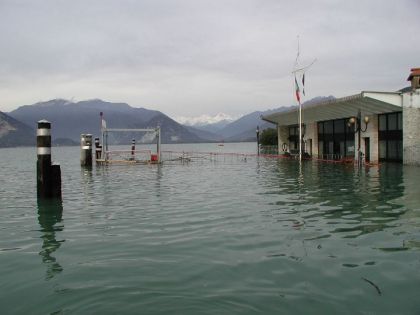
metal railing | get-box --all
[259,145,279,155]
[317,154,355,162]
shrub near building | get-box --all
[259,128,278,146]
[259,128,278,154]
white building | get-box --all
[262,68,420,165]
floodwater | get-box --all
[1,143,419,314]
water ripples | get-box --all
[1,145,420,314]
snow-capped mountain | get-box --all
[174,113,238,127]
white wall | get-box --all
[402,88,420,165]
[355,114,379,164]
[304,122,317,157]
[277,125,288,153]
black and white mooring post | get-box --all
[37,120,62,199]
[131,139,136,161]
[80,134,93,166]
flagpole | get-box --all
[292,59,317,75]
[292,36,316,164]
[299,98,302,162]
[294,75,303,162]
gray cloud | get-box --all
[1,0,419,116]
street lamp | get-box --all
[256,126,260,155]
[347,109,369,165]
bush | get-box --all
[259,128,278,146]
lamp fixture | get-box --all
[348,110,369,133]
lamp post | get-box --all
[256,126,260,155]
[348,110,369,165]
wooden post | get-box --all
[37,120,61,199]
[94,137,102,161]
[80,134,93,166]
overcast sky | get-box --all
[1,0,419,118]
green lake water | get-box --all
[1,143,420,314]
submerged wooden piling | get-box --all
[37,120,62,199]
[80,134,93,166]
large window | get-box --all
[378,112,402,162]
[288,125,305,153]
[318,118,354,160]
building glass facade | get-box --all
[378,112,403,162]
[317,118,355,160]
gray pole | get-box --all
[157,127,161,163]
[100,112,106,162]
[105,131,108,161]
[357,110,362,167]
[299,100,302,162]
[256,126,260,155]
[37,120,61,199]
[80,134,93,166]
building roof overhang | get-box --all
[262,91,403,126]
[407,68,420,80]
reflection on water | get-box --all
[37,199,64,280]
[81,166,93,183]
[260,160,408,240]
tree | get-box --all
[259,128,278,146]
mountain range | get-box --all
[8,99,203,145]
[0,111,35,147]
[183,96,335,141]
[1,96,335,147]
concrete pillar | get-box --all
[80,134,93,166]
[403,89,420,165]
[37,120,61,199]
[312,123,319,157]
[351,112,379,164]
[277,125,289,154]
[358,114,379,164]
[303,122,317,157]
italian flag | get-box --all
[295,76,301,103]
